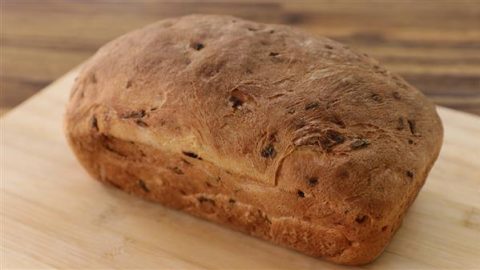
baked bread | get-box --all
[65,15,443,265]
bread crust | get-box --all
[65,15,443,265]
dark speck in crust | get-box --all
[393,91,401,100]
[229,95,244,109]
[305,102,319,110]
[198,196,215,205]
[350,139,369,150]
[135,119,149,127]
[320,130,345,151]
[182,151,202,160]
[191,42,204,51]
[307,177,318,186]
[397,117,405,130]
[371,93,383,102]
[90,73,97,83]
[355,215,368,224]
[91,115,98,131]
[408,120,417,135]
[326,130,345,144]
[137,179,150,192]
[261,144,276,158]
[122,110,146,119]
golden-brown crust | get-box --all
[65,15,443,265]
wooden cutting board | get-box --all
[2,70,480,269]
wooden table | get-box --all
[3,0,480,116]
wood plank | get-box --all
[2,69,480,268]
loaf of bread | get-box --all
[65,15,443,265]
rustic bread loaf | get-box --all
[65,15,443,265]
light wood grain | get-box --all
[1,69,480,269]
[2,0,480,115]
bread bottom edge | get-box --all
[67,132,392,265]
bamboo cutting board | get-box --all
[2,70,480,269]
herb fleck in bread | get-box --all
[65,15,443,265]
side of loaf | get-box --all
[65,15,443,265]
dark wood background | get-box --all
[2,0,480,116]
